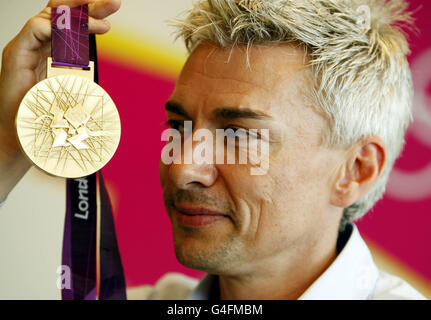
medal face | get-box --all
[16,75,121,178]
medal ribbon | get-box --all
[63,175,97,300]
[51,5,89,68]
[53,4,126,300]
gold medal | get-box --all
[15,58,121,178]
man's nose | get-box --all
[169,162,218,189]
[168,136,218,190]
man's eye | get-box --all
[224,126,248,138]
[224,126,260,140]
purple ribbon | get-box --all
[62,172,127,300]
[62,175,98,300]
[51,5,89,68]
[56,5,127,300]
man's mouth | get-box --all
[174,204,230,228]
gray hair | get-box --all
[172,0,414,230]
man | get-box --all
[0,0,426,300]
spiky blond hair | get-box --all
[172,0,414,229]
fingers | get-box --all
[89,16,111,34]
[89,0,121,19]
[47,0,121,19]
[15,4,112,53]
[43,6,111,34]
[47,0,97,7]
[47,0,120,32]
[21,14,52,50]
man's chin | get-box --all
[172,234,242,273]
[175,251,218,273]
[173,238,223,272]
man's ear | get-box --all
[330,136,386,208]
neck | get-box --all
[218,224,340,300]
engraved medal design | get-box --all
[15,5,121,178]
[16,74,121,178]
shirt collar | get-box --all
[188,223,379,300]
[298,223,379,299]
[188,273,216,300]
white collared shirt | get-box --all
[127,223,426,300]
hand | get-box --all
[0,0,121,157]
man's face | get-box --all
[159,42,344,275]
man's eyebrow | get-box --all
[212,107,272,120]
[165,101,190,118]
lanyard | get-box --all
[63,171,126,300]
[54,4,126,300]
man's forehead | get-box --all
[179,42,310,90]
[170,42,313,121]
